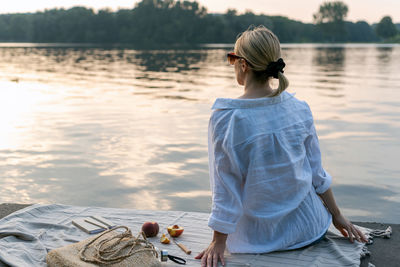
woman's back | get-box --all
[196,26,366,266]
[208,91,332,253]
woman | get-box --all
[195,26,367,267]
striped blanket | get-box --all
[0,204,385,266]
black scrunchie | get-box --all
[265,58,285,79]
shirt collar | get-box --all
[211,91,295,110]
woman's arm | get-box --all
[318,188,368,243]
[196,112,244,266]
[212,230,228,244]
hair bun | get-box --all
[265,58,285,79]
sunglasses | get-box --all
[226,52,246,65]
[227,52,251,66]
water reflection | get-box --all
[133,50,206,72]
[308,47,347,100]
[313,47,346,71]
[0,44,399,223]
[145,142,210,211]
[376,47,393,63]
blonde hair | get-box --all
[234,25,289,96]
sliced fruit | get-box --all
[167,224,184,237]
[160,233,170,244]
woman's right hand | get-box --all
[332,213,368,243]
[318,188,368,243]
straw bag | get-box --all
[46,226,161,267]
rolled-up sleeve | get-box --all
[207,113,244,234]
[305,123,332,194]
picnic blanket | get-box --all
[0,204,384,267]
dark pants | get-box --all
[286,231,328,251]
[303,230,328,248]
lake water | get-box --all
[0,43,399,223]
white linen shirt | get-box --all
[207,91,332,253]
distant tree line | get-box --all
[0,0,398,46]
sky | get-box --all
[0,0,398,24]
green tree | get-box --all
[7,14,31,41]
[346,21,378,42]
[375,16,398,40]
[89,8,118,43]
[313,1,349,42]
[313,1,348,23]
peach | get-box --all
[167,224,184,237]
[141,221,159,237]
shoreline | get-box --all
[0,42,399,49]
[0,203,398,266]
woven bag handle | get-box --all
[79,226,158,264]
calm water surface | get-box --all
[0,43,399,223]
